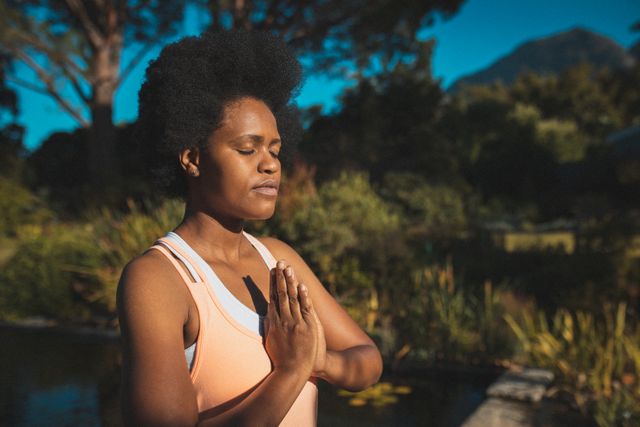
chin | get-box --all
[245,207,276,221]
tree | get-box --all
[0,0,186,186]
[199,0,466,72]
[300,43,461,183]
[0,50,24,179]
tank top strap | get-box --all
[242,231,277,269]
[147,244,200,286]
[156,237,209,285]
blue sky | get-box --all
[9,0,640,150]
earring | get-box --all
[189,167,199,177]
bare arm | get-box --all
[118,253,199,426]
[261,238,384,391]
[118,253,320,427]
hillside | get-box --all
[449,27,636,91]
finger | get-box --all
[267,286,277,321]
[285,266,302,322]
[276,260,292,321]
[298,283,315,325]
[269,267,278,313]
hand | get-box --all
[266,261,327,377]
[264,260,318,378]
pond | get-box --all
[0,326,498,426]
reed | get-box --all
[505,302,640,426]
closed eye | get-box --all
[237,149,255,155]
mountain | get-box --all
[449,28,636,92]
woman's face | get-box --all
[190,97,282,221]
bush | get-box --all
[87,198,184,317]
[272,171,402,296]
[0,225,101,321]
[0,177,52,238]
[0,198,185,324]
[398,263,514,363]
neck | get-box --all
[174,203,247,264]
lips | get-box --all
[252,179,279,196]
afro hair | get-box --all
[136,30,303,198]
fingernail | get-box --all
[277,260,285,269]
[299,283,307,292]
[285,267,292,277]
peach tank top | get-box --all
[147,231,318,426]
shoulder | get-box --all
[117,248,189,324]
[256,236,318,281]
[118,249,174,298]
[256,236,309,270]
[256,236,298,259]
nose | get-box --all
[257,148,279,175]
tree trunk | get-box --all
[89,38,120,188]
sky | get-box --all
[8,0,640,151]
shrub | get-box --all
[0,225,101,321]
[0,177,52,238]
[0,198,184,324]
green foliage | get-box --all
[593,388,640,427]
[0,225,100,321]
[0,176,52,238]
[82,198,185,317]
[27,124,158,214]
[536,118,586,163]
[505,303,640,425]
[0,198,184,323]
[274,171,401,296]
[509,64,627,141]
[91,199,184,270]
[447,62,640,216]
[379,172,467,239]
[199,1,464,73]
[301,51,457,182]
[400,263,512,362]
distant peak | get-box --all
[449,28,634,92]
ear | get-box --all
[179,147,200,177]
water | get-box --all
[0,326,496,426]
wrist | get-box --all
[274,363,313,381]
[315,350,336,381]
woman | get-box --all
[117,30,383,426]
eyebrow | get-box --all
[230,134,281,145]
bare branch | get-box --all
[10,28,90,82]
[63,0,104,49]
[13,49,89,126]
[6,76,51,96]
[5,30,91,102]
[114,9,178,89]
[59,64,90,104]
[115,42,150,88]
